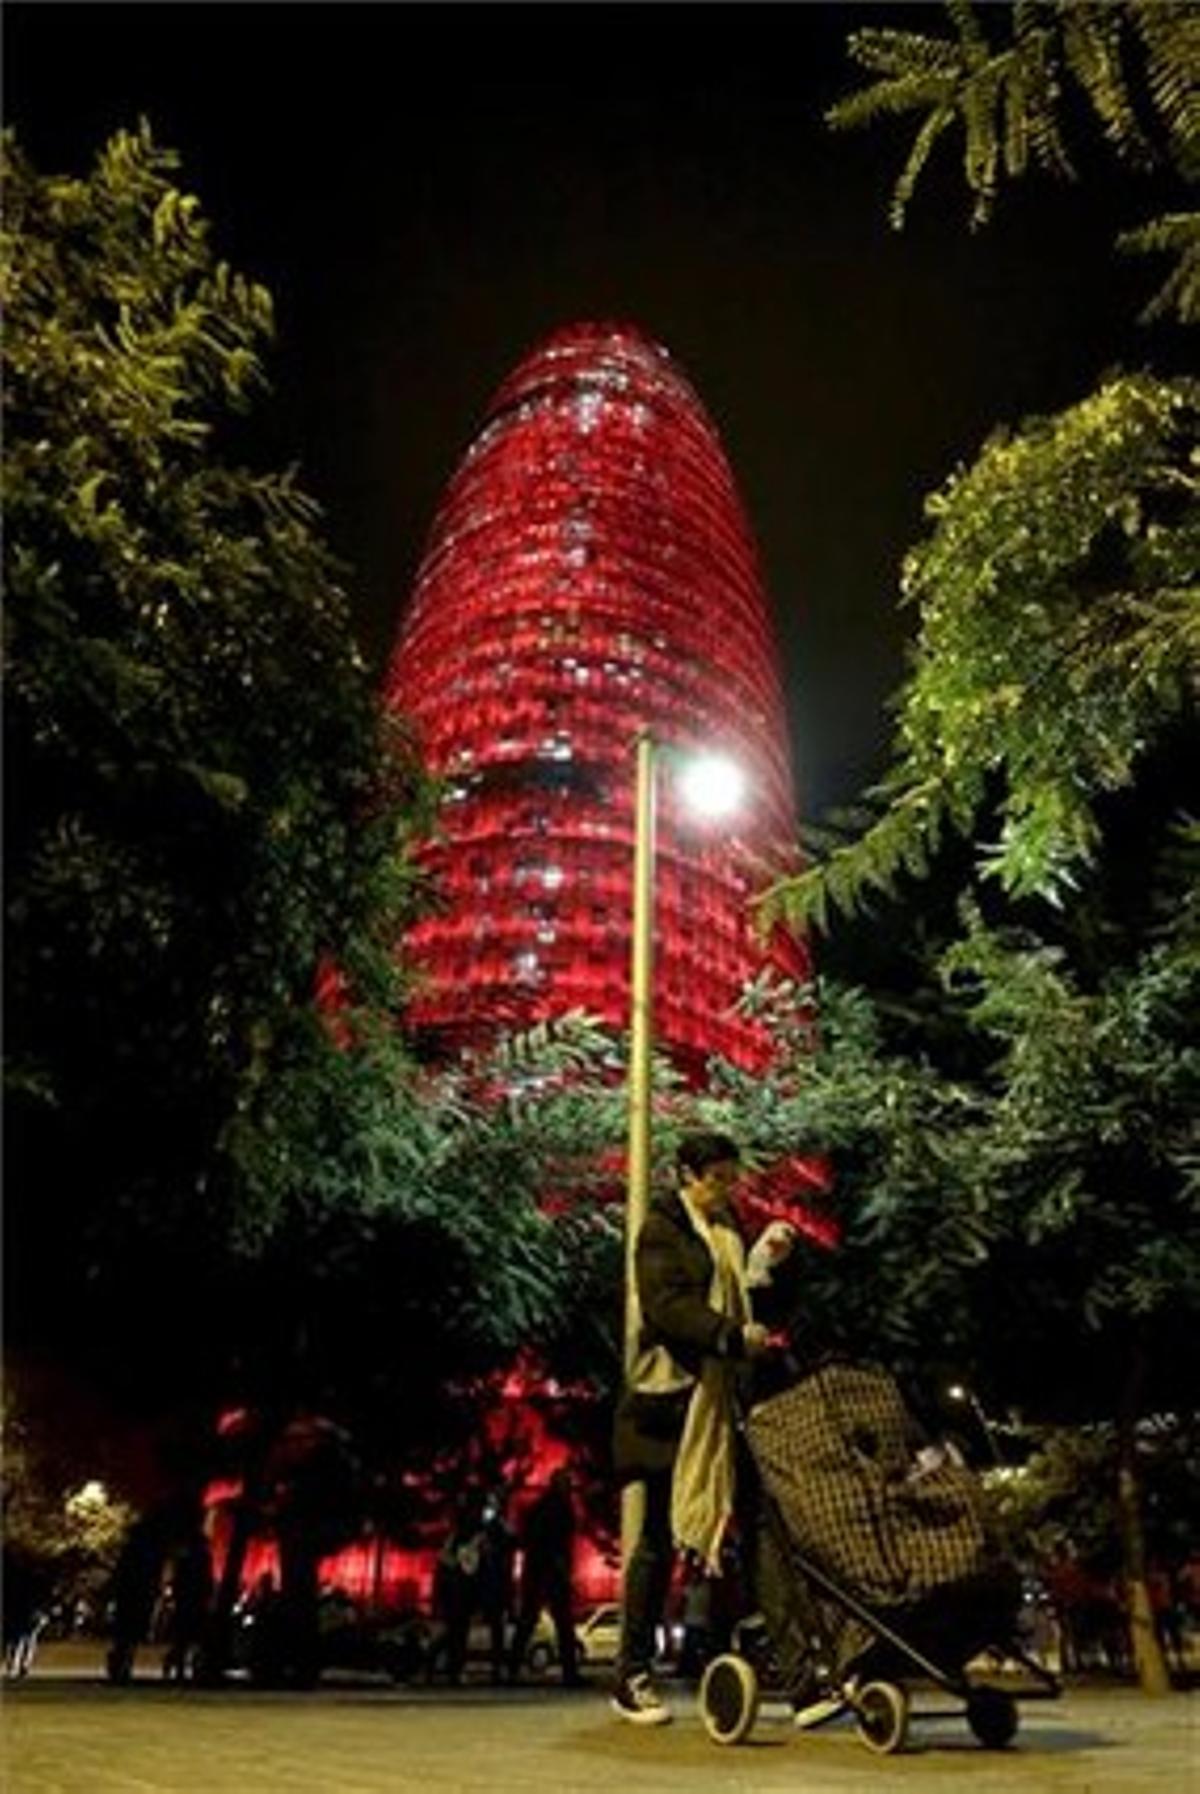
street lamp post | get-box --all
[624,731,657,1372]
[620,732,657,1572]
[620,731,745,1575]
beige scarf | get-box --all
[670,1201,749,1574]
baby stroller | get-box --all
[698,1361,1060,1753]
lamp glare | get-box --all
[679,753,745,819]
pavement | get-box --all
[3,1642,1198,1794]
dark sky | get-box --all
[5,2,1187,818]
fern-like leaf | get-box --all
[1119,209,1200,324]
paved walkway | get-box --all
[4,1647,1197,1793]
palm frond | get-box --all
[1061,2,1153,167]
[829,1,1199,229]
[1130,0,1200,179]
[891,106,957,231]
[1011,3,1076,180]
[1120,208,1200,323]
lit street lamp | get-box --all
[621,731,746,1571]
[947,1381,1004,1467]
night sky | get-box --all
[5,2,1188,819]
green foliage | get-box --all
[829,2,1199,211]
[773,3,1198,944]
[1,124,434,1381]
[2,1394,136,1614]
[829,1,1199,326]
[784,21,1200,1643]
[760,373,1199,931]
[1120,208,1200,323]
[719,867,1200,1418]
[983,1415,1200,1572]
[940,899,1200,1333]
[219,1010,631,1443]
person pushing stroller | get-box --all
[610,1130,798,1725]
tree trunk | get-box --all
[1115,1353,1171,1696]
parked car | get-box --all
[523,1614,566,1675]
[574,1603,678,1667]
[575,1602,621,1666]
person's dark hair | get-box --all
[676,1130,741,1179]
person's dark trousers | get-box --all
[445,1596,471,1683]
[617,1469,674,1682]
[482,1599,507,1683]
[544,1570,580,1683]
[508,1569,578,1682]
[277,1535,320,1689]
[506,1585,539,1679]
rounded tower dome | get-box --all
[384,321,807,1069]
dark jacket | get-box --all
[519,1481,574,1577]
[613,1192,750,1484]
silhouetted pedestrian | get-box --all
[478,1488,516,1684]
[507,1467,580,1686]
[2,1546,53,1678]
[106,1504,173,1684]
[426,1494,486,1685]
[161,1505,213,1682]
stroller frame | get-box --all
[700,1431,1061,1753]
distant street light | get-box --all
[621,731,746,1572]
[947,1382,1004,1467]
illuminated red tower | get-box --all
[384,321,808,1072]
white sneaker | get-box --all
[611,1672,673,1726]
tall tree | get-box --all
[1,122,429,1394]
[751,4,1200,1691]
[1,128,648,1674]
[760,372,1198,927]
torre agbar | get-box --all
[383,321,810,1074]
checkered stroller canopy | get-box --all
[746,1362,994,1607]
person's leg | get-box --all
[547,1574,579,1683]
[617,1471,673,1682]
[424,1621,446,1682]
[485,1599,506,1683]
[507,1578,541,1679]
[445,1593,470,1684]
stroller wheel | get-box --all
[854,1681,909,1755]
[699,1653,759,1745]
[966,1687,1019,1749]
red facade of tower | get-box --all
[384,322,808,1072]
